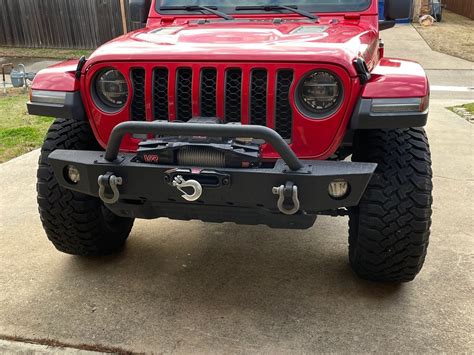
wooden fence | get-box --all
[2,0,471,49]
[0,0,144,49]
[443,0,474,19]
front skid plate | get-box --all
[48,150,376,229]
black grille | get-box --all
[131,68,146,121]
[225,69,242,123]
[275,70,294,140]
[200,68,217,117]
[176,68,193,121]
[250,69,267,126]
[153,68,169,120]
[145,66,295,136]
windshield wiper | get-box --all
[160,5,234,21]
[235,5,318,21]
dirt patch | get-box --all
[414,10,474,62]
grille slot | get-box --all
[153,68,169,120]
[131,68,146,121]
[225,69,242,123]
[176,68,193,121]
[275,70,294,140]
[200,68,217,117]
[250,69,268,126]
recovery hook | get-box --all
[172,175,203,202]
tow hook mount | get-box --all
[165,168,231,202]
[272,181,300,215]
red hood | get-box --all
[87,19,379,77]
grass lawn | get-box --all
[448,102,474,124]
[449,102,474,115]
[459,103,474,115]
[0,89,53,163]
[0,46,92,59]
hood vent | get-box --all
[290,26,328,34]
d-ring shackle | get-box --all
[98,172,122,204]
[272,182,300,215]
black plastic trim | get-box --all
[351,98,429,129]
[75,56,87,80]
[224,68,243,123]
[176,67,193,121]
[200,67,217,117]
[353,58,371,85]
[130,67,146,121]
[275,69,294,139]
[379,20,396,31]
[27,91,85,120]
[152,67,169,120]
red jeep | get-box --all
[28,0,432,282]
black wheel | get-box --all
[349,128,433,282]
[37,118,134,256]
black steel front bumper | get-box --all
[48,121,377,229]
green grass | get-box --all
[448,102,474,115]
[460,103,474,115]
[0,89,53,163]
[0,46,92,59]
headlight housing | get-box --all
[296,71,343,118]
[92,68,128,112]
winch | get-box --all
[135,118,262,168]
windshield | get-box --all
[157,1,372,14]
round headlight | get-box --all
[93,69,128,111]
[298,71,342,116]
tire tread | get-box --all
[349,128,433,282]
[37,118,134,256]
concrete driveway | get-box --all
[1,25,473,353]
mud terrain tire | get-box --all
[37,118,134,256]
[349,128,433,282]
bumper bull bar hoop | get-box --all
[105,121,304,171]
